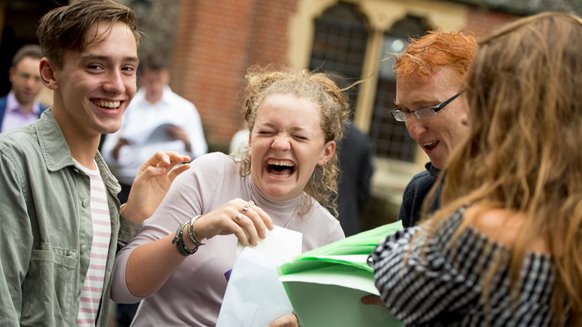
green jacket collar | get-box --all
[35,109,121,193]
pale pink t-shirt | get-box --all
[112,152,344,326]
[76,163,111,326]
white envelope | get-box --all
[217,227,302,327]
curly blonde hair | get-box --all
[237,66,350,216]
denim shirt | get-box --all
[0,109,141,327]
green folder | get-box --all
[279,221,404,327]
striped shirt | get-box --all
[371,207,555,326]
[76,163,112,326]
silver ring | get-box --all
[241,200,255,213]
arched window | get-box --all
[309,2,368,115]
[369,15,429,161]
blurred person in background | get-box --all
[0,44,47,132]
[335,121,374,236]
[102,52,207,204]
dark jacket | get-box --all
[398,162,442,227]
[337,123,374,236]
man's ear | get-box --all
[8,67,15,84]
[40,58,58,90]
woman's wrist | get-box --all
[173,215,206,257]
[183,215,205,248]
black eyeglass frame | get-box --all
[391,92,463,122]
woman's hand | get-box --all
[123,151,191,222]
[268,313,299,327]
[194,198,274,246]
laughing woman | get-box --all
[111,66,350,326]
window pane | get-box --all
[370,78,416,161]
[369,15,429,161]
[309,2,368,112]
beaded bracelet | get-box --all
[172,222,197,256]
[187,215,205,248]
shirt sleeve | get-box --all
[370,225,479,325]
[111,154,220,303]
[117,214,142,250]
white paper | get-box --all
[217,227,302,327]
[216,247,295,327]
[236,225,303,262]
[145,123,177,144]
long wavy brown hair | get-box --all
[237,66,350,216]
[424,12,582,324]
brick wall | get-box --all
[464,6,517,37]
[170,1,517,150]
[171,0,297,150]
[247,0,296,65]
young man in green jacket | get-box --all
[0,1,190,326]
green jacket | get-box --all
[0,109,141,326]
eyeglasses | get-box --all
[391,92,463,122]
